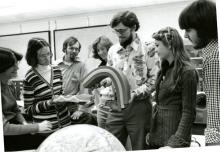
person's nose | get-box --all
[73,49,77,53]
[72,48,78,54]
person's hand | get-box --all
[128,92,137,103]
[71,111,83,120]
[38,120,52,132]
[146,133,150,145]
[159,146,172,149]
[83,99,95,108]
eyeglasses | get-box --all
[113,28,130,35]
[67,47,80,52]
[38,52,52,58]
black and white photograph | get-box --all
[0,0,219,151]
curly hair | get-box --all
[110,11,140,31]
[92,36,113,60]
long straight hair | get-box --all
[153,27,192,91]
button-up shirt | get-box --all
[56,57,88,95]
[107,34,160,96]
[202,40,220,145]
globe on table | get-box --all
[37,124,126,152]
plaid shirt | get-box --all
[107,35,160,96]
[202,40,220,144]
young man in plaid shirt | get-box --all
[179,0,219,146]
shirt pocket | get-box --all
[71,72,80,82]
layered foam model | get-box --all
[81,66,130,109]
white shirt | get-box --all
[36,64,51,83]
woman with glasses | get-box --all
[23,38,72,135]
[0,47,52,151]
[147,27,198,148]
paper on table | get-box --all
[53,94,92,104]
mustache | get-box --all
[70,54,79,61]
[120,34,133,48]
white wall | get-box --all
[0,0,192,79]
[0,0,192,41]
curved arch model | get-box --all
[81,66,130,109]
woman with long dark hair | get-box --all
[148,27,198,148]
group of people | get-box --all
[0,0,219,151]
[1,37,97,150]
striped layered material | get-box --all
[23,66,71,131]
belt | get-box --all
[105,100,130,112]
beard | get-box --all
[70,53,78,61]
[119,33,133,48]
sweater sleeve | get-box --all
[23,79,53,117]
[8,82,26,124]
[167,69,198,147]
[204,59,220,144]
[3,115,38,135]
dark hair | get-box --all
[153,27,192,91]
[25,37,50,67]
[92,36,113,60]
[62,36,81,53]
[110,11,140,31]
[0,47,23,73]
[179,0,217,45]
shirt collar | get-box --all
[117,34,141,53]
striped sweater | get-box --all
[23,66,71,131]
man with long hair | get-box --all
[179,0,219,146]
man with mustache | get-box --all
[57,36,97,125]
[105,11,160,150]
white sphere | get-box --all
[37,124,126,152]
